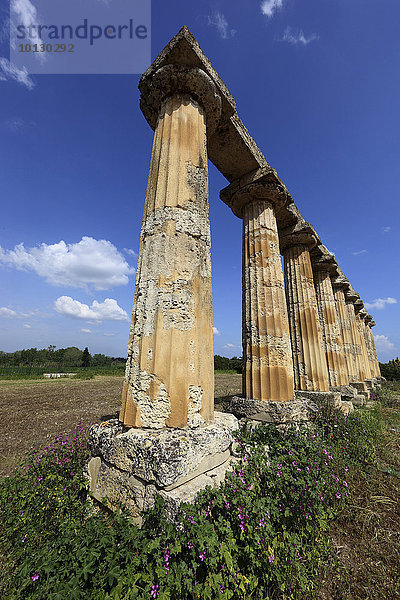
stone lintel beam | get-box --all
[279,222,320,254]
[139,26,269,182]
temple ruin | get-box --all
[87,27,382,522]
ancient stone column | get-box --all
[221,177,294,402]
[281,224,329,391]
[363,315,376,377]
[344,287,366,382]
[331,279,352,384]
[311,255,347,386]
[355,304,372,380]
[120,65,223,428]
[367,319,381,377]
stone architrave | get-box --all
[355,304,372,380]
[311,254,348,387]
[280,224,330,392]
[120,65,224,429]
[220,174,294,402]
[344,287,365,382]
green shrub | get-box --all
[0,406,381,600]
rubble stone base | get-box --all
[225,396,318,423]
[294,390,355,416]
[86,412,239,525]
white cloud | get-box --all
[364,297,397,310]
[54,296,129,322]
[208,12,236,39]
[11,0,46,63]
[80,328,92,334]
[261,0,284,18]
[0,236,134,291]
[374,334,395,353]
[224,343,240,349]
[352,249,368,256]
[382,226,391,233]
[213,327,221,336]
[281,27,319,46]
[23,323,31,329]
[104,333,115,337]
[0,58,34,89]
[123,248,138,258]
[0,307,17,317]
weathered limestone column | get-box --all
[280,224,329,392]
[364,313,376,377]
[220,177,294,402]
[367,319,381,377]
[355,304,372,380]
[120,65,223,428]
[344,287,366,382]
[311,254,348,386]
[331,279,352,384]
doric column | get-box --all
[280,224,329,392]
[367,318,381,377]
[363,314,377,378]
[331,278,352,384]
[220,176,294,402]
[355,304,372,380]
[120,65,223,428]
[311,252,347,386]
[344,287,365,382]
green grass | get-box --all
[0,384,398,599]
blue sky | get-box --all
[0,0,399,361]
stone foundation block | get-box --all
[226,396,317,423]
[330,385,358,400]
[348,382,370,399]
[294,390,354,416]
[86,412,239,522]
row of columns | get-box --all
[120,58,380,429]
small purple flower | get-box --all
[199,551,206,562]
[31,572,39,582]
[150,584,159,598]
[268,555,274,563]
[343,480,348,487]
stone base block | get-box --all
[365,378,378,389]
[85,412,239,523]
[226,396,317,423]
[348,382,370,399]
[330,385,358,400]
[294,390,354,416]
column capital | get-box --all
[331,276,348,290]
[364,314,373,325]
[310,251,337,275]
[354,299,364,313]
[139,64,223,135]
[359,308,368,320]
[220,167,289,218]
[344,286,359,303]
[279,222,320,253]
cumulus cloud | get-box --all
[364,297,397,310]
[0,236,134,290]
[0,58,34,89]
[23,323,31,328]
[208,12,236,39]
[352,249,368,256]
[374,334,395,353]
[224,343,240,349]
[382,226,391,233]
[80,328,92,334]
[261,0,284,18]
[0,307,17,317]
[54,296,129,322]
[213,327,221,336]
[123,248,138,258]
[281,27,319,45]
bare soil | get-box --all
[0,373,242,477]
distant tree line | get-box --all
[0,346,126,370]
[379,358,400,381]
[214,355,242,373]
